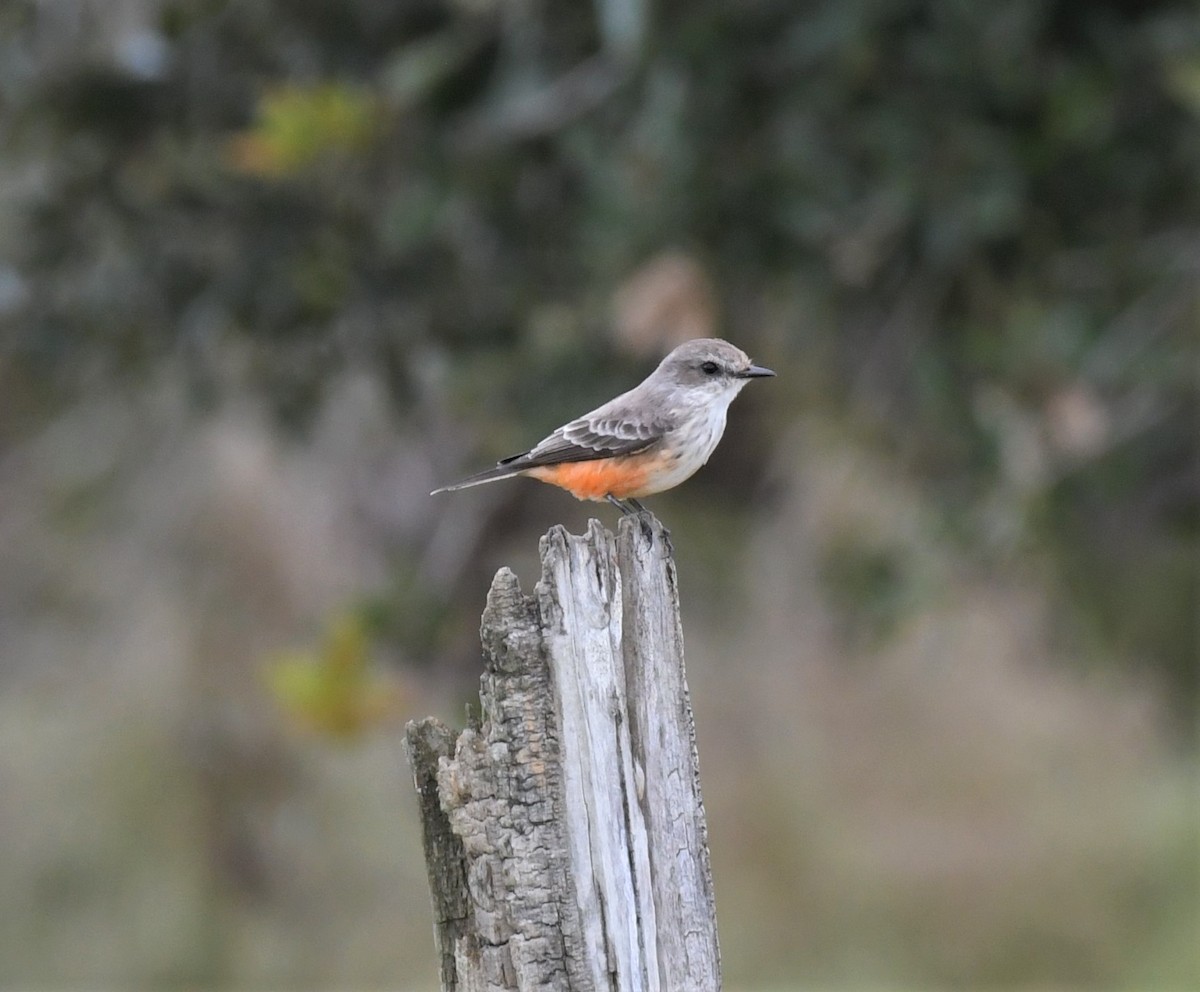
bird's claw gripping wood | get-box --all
[605,494,648,515]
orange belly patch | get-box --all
[525,454,668,501]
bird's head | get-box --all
[654,338,775,401]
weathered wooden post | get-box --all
[405,513,720,992]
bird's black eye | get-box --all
[700,361,719,375]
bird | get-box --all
[431,338,775,514]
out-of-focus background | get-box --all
[0,0,1196,988]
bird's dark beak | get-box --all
[739,364,775,378]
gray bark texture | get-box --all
[404,514,721,992]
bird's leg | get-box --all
[605,494,632,514]
[605,494,641,515]
[625,497,648,514]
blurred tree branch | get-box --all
[0,0,1195,704]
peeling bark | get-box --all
[405,514,720,992]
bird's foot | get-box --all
[605,494,649,516]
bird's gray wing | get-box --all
[500,406,674,470]
[431,385,677,494]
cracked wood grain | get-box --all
[405,514,720,992]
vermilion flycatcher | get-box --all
[432,338,775,514]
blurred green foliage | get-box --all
[0,1,1196,987]
[1,0,1195,668]
[1,0,1194,703]
[266,609,408,738]
[226,83,378,178]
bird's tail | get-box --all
[430,464,525,495]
